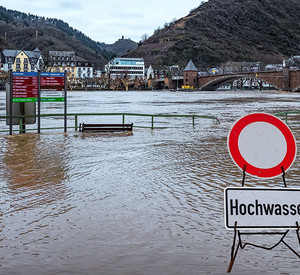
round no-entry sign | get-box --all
[228,113,297,178]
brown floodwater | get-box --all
[0,90,300,274]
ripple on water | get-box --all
[0,90,300,274]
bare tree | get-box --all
[141,33,149,43]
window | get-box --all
[31,64,35,71]
[24,58,28,63]
[16,58,21,63]
[24,64,28,70]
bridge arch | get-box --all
[199,74,280,91]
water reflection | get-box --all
[3,134,69,197]
[0,134,74,261]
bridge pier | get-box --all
[282,67,291,91]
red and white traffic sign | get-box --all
[228,113,297,178]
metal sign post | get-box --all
[40,71,66,133]
[64,71,67,132]
[225,113,298,273]
[8,71,38,134]
[38,70,41,133]
[9,70,12,135]
[8,71,66,134]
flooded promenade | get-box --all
[0,90,300,274]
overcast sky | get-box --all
[1,0,204,44]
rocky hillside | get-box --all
[126,0,300,69]
[0,6,137,69]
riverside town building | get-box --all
[1,48,44,72]
[47,50,76,78]
[0,49,93,79]
[105,57,145,79]
[76,58,93,79]
[47,51,93,79]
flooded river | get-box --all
[0,90,300,274]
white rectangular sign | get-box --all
[224,188,300,230]
[41,90,64,98]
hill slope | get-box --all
[0,6,137,69]
[98,37,138,57]
[126,0,300,68]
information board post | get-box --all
[9,71,38,134]
[38,70,41,133]
[9,69,12,135]
[8,71,66,134]
[20,102,25,133]
[64,71,67,133]
[40,71,66,133]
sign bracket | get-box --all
[297,222,300,245]
[241,164,246,187]
[228,222,300,273]
[241,165,287,188]
[281,166,287,187]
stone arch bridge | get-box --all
[198,69,300,92]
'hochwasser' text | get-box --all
[230,199,300,216]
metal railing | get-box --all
[1,111,299,134]
[274,111,300,125]
[0,112,221,134]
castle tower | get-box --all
[183,60,199,88]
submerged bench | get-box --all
[79,123,133,133]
